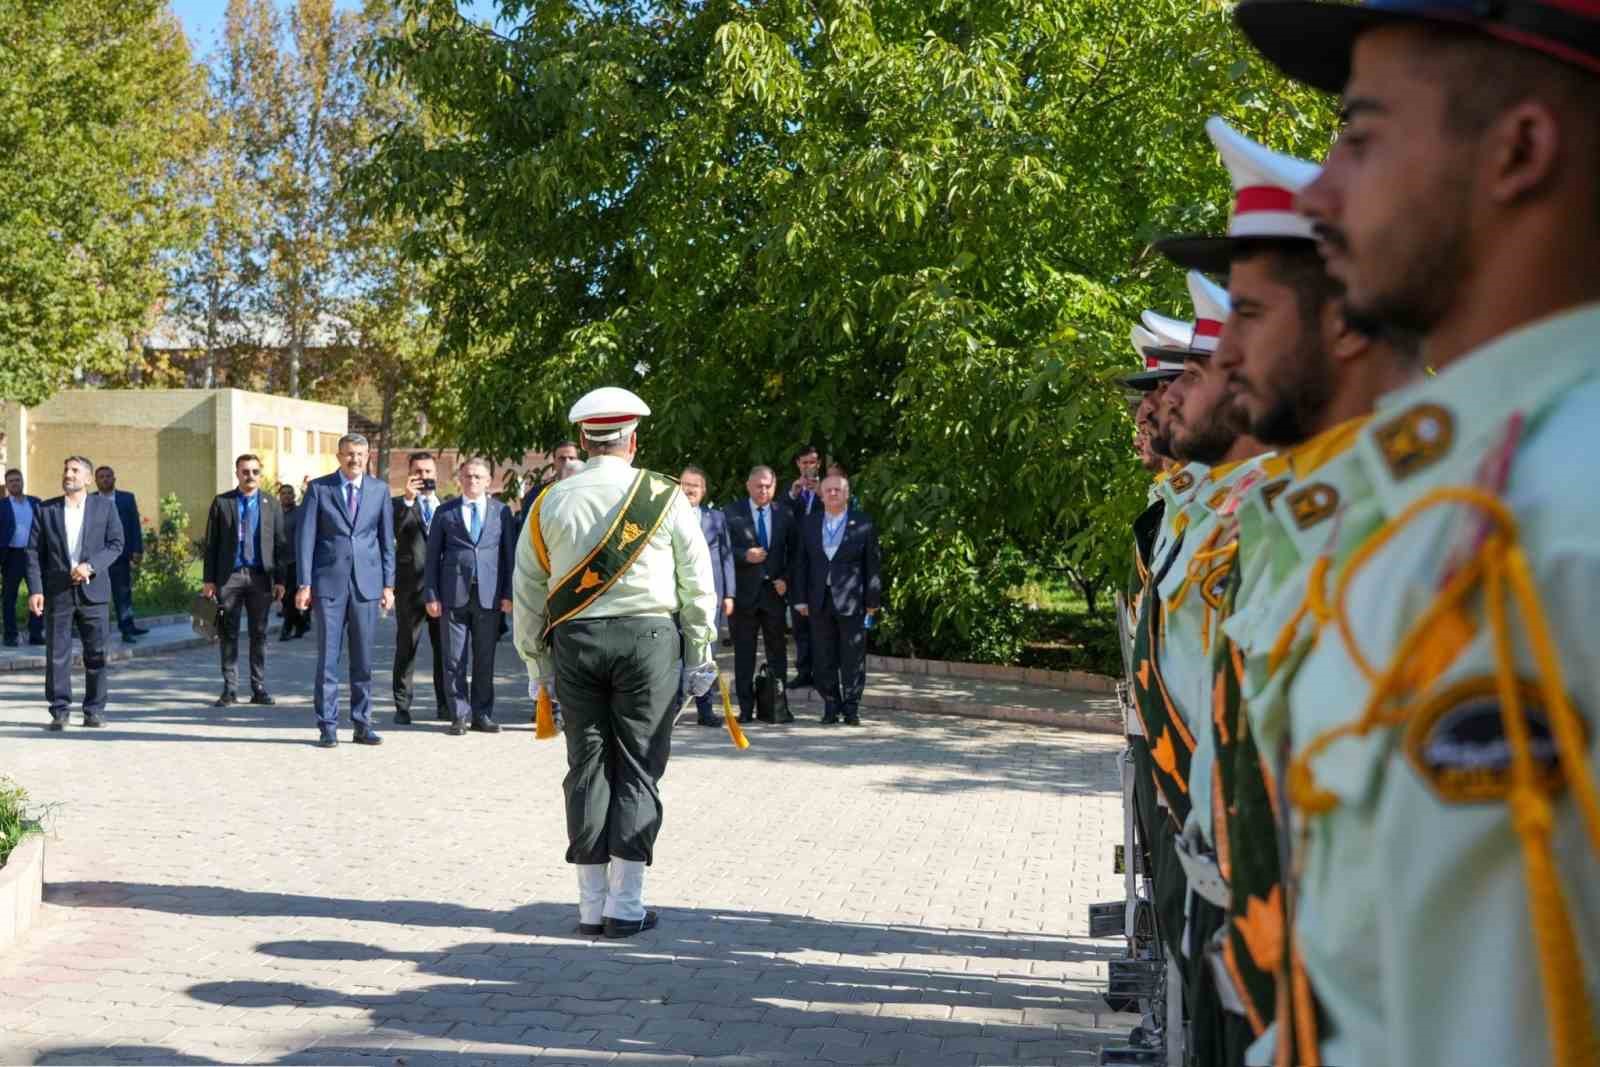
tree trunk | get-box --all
[203,282,218,390]
[288,338,302,398]
[377,376,395,483]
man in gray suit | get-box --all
[425,458,515,735]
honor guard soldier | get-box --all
[1232,0,1600,1063]
[513,387,720,939]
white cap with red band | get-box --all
[568,386,652,443]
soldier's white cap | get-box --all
[1122,324,1187,390]
[1187,271,1230,355]
[568,386,651,443]
[1157,118,1321,274]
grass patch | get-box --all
[0,776,41,868]
[7,558,201,625]
[1010,575,1123,678]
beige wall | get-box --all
[19,389,348,533]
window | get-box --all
[318,432,340,455]
[282,427,292,452]
[249,423,279,483]
[307,430,317,454]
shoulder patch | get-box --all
[1404,677,1584,803]
[1285,483,1339,530]
[1171,471,1196,493]
[1374,402,1454,481]
[1208,488,1230,510]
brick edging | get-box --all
[865,654,1119,694]
[788,684,1122,736]
[0,835,45,953]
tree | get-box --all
[0,0,204,404]
[363,0,1338,661]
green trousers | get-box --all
[552,614,680,865]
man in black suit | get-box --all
[26,456,124,729]
[424,458,515,734]
[391,451,447,725]
[277,483,310,639]
[2,468,45,647]
[724,465,794,723]
[201,454,289,706]
[793,473,881,725]
[782,444,823,689]
[93,465,146,642]
[519,440,581,520]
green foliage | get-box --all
[361,0,1337,662]
[132,494,201,612]
[0,0,204,404]
[0,776,41,868]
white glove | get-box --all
[685,661,718,698]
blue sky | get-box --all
[170,1,498,52]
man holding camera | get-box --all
[392,451,448,725]
[783,445,822,689]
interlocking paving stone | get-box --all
[0,620,1134,1064]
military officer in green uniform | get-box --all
[513,386,719,939]
[1234,1,1600,1062]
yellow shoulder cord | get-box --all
[1265,555,1332,677]
[1289,486,1600,1065]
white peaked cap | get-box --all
[1187,271,1230,354]
[1206,117,1321,241]
[568,386,651,442]
[1141,309,1197,352]
[1122,323,1186,390]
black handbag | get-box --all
[754,661,792,724]
[191,592,220,642]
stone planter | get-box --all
[0,834,45,952]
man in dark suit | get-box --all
[391,450,447,725]
[26,456,124,729]
[679,465,734,725]
[93,465,146,642]
[424,458,515,735]
[782,444,823,689]
[277,483,310,640]
[518,440,581,521]
[201,454,289,707]
[295,433,397,748]
[792,473,881,725]
[2,468,45,647]
[724,465,794,723]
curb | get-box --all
[0,835,45,954]
[789,685,1122,736]
[0,617,281,674]
[865,653,1118,694]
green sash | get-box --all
[1130,539,1197,830]
[543,470,678,639]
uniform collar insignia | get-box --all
[1373,403,1455,482]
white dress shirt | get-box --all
[64,497,87,568]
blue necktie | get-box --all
[468,501,481,542]
[756,507,768,549]
[421,497,433,528]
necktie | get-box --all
[756,506,768,549]
[344,481,356,521]
[468,501,481,541]
[421,497,433,528]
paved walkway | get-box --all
[0,619,1133,1066]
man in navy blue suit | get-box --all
[295,433,396,748]
[792,473,881,725]
[2,468,45,647]
[782,444,822,689]
[725,465,794,723]
[679,465,734,725]
[424,458,515,736]
[27,456,125,728]
[93,465,146,642]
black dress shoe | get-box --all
[697,717,720,727]
[394,709,413,725]
[353,729,383,746]
[316,733,338,748]
[3,636,18,647]
[821,710,839,725]
[213,691,238,707]
[120,633,138,644]
[447,720,467,736]
[576,921,605,936]
[27,637,45,646]
[45,717,65,732]
[82,712,105,728]
[603,911,658,939]
[129,624,150,636]
[250,691,275,706]
[738,710,754,724]
[279,630,293,642]
[843,714,862,726]
[788,674,814,689]
[471,716,501,733]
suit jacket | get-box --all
[26,495,125,602]
[783,486,821,525]
[0,494,44,550]
[297,473,397,599]
[423,495,515,610]
[202,489,289,586]
[696,505,735,603]
[104,490,143,562]
[392,496,436,585]
[724,498,794,609]
[793,509,882,617]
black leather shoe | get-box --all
[697,717,720,727]
[394,709,412,725]
[213,691,238,708]
[82,712,104,728]
[603,911,658,939]
[843,714,862,726]
[120,632,139,644]
[821,710,839,725]
[576,922,604,936]
[3,636,18,647]
[129,624,150,635]
[27,636,45,646]
[316,733,338,749]
[353,729,383,746]
[447,720,467,736]
[45,717,65,731]
[788,674,814,689]
[250,691,275,706]
[738,710,754,724]
[471,717,501,733]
